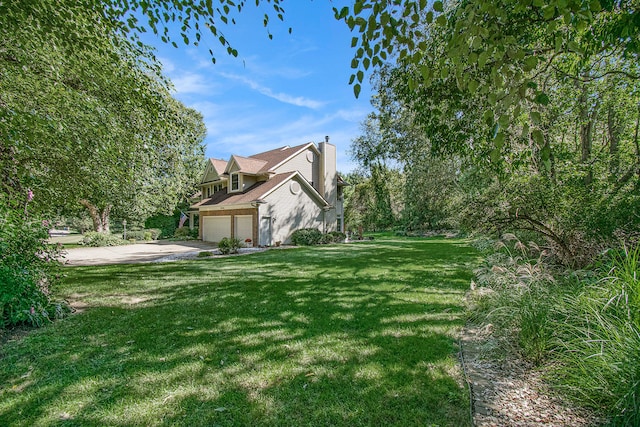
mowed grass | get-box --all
[0,236,480,426]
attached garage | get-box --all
[202,215,231,243]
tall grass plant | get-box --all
[470,235,640,424]
[549,247,640,426]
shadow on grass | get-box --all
[0,238,480,426]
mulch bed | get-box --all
[460,325,603,427]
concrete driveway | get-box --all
[61,240,220,266]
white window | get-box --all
[230,173,240,191]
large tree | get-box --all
[1,1,206,231]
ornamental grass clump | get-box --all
[549,246,640,426]
[470,234,557,363]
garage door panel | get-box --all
[235,215,253,243]
[203,216,231,243]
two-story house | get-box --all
[190,137,345,246]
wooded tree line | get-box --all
[344,0,639,266]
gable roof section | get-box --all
[250,142,318,174]
[201,158,228,183]
[192,171,329,209]
[211,158,227,174]
[225,155,268,175]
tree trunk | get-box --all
[79,199,112,233]
[607,104,620,176]
[579,85,598,186]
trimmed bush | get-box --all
[327,231,347,243]
[291,228,323,246]
[144,214,177,239]
[218,237,242,255]
[291,228,346,246]
[174,227,198,239]
[125,229,160,241]
[145,228,161,240]
[82,232,129,247]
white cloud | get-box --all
[220,73,325,109]
[158,56,176,74]
[171,72,215,95]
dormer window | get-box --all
[230,173,240,192]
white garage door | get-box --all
[202,216,231,243]
[235,215,253,243]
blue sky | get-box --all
[141,1,373,173]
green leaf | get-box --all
[425,11,433,23]
[523,56,538,71]
[542,5,555,19]
[530,111,542,124]
[468,79,479,93]
[494,131,505,150]
[534,92,550,105]
[433,1,444,12]
[540,143,551,160]
[354,83,361,98]
[490,148,501,163]
[532,129,545,145]
[354,1,363,15]
[478,51,489,68]
[484,110,495,126]
[420,65,431,82]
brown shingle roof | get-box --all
[250,142,314,173]
[210,158,227,175]
[191,172,297,208]
[229,156,268,174]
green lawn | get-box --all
[0,236,480,426]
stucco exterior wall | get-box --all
[261,177,325,244]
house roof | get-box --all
[250,142,316,173]
[202,143,315,183]
[210,158,227,175]
[191,171,329,209]
[192,172,296,208]
[226,155,268,175]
